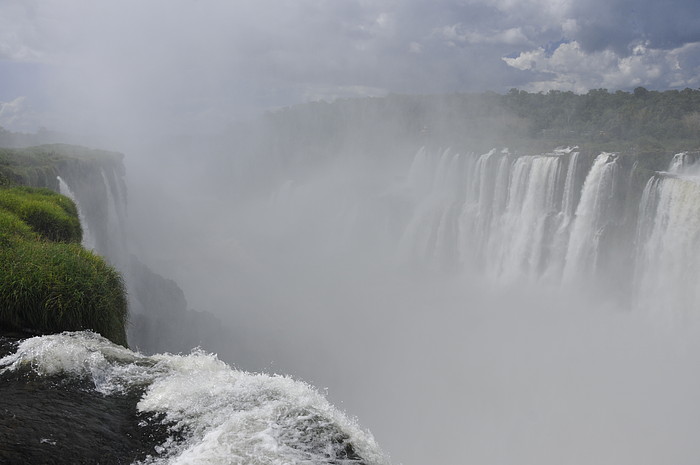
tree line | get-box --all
[256,87,700,153]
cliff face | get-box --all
[0,184,127,345]
[0,144,128,264]
[0,143,229,354]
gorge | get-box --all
[2,90,700,464]
[124,133,700,464]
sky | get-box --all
[0,0,699,135]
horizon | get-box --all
[1,86,698,142]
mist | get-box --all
[119,131,700,465]
[5,1,700,464]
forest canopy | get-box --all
[258,87,700,154]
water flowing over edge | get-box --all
[57,175,96,250]
[0,332,390,465]
[393,146,700,317]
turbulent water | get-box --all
[0,332,388,465]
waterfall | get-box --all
[561,149,581,218]
[100,169,128,268]
[405,145,431,196]
[488,155,561,281]
[393,146,700,321]
[562,152,619,282]
[669,151,692,173]
[541,150,581,281]
[397,148,464,269]
[399,147,599,283]
[56,175,96,250]
[53,163,130,269]
[635,162,700,321]
[456,149,507,269]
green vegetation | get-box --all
[0,185,127,346]
[258,88,700,157]
[0,187,82,243]
[0,208,36,245]
[0,143,124,188]
[499,87,700,151]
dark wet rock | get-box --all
[0,333,170,465]
[0,332,375,465]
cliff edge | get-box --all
[0,144,129,345]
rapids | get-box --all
[0,332,389,465]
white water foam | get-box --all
[635,164,700,323]
[0,332,389,465]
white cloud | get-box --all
[503,40,700,92]
[0,96,40,131]
[0,96,25,120]
[0,2,44,62]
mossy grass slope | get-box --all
[0,185,127,346]
[0,187,82,243]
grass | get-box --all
[0,208,36,245]
[0,187,82,243]
[0,185,127,346]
